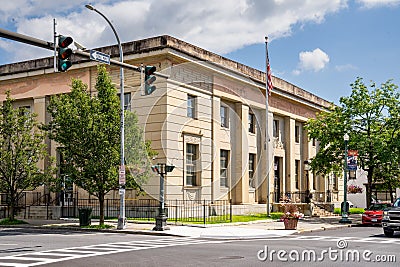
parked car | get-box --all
[362,203,392,226]
[382,198,400,237]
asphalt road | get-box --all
[0,226,399,267]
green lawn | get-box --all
[0,218,28,225]
[129,212,283,225]
[334,207,365,214]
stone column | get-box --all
[232,103,249,204]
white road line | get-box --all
[0,237,229,267]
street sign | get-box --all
[119,165,126,185]
[90,49,110,64]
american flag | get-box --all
[266,39,273,95]
[267,61,273,95]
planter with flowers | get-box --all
[280,203,304,230]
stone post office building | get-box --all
[0,35,343,213]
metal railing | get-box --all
[60,198,231,224]
[272,190,339,204]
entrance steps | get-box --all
[16,206,53,219]
[312,204,336,217]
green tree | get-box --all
[0,91,55,220]
[124,111,156,192]
[47,65,151,225]
[306,78,400,207]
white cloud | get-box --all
[357,0,400,8]
[293,48,330,74]
[335,63,357,72]
[0,0,349,63]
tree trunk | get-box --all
[366,168,374,208]
[9,191,16,221]
[99,193,105,226]
[9,203,15,221]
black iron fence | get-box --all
[0,192,43,207]
[166,199,231,224]
[60,198,232,224]
[273,191,339,204]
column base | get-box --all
[153,214,170,231]
[339,215,352,224]
[117,217,126,229]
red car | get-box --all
[362,203,392,225]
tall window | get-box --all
[220,150,229,187]
[124,93,131,110]
[312,138,316,146]
[295,125,300,143]
[295,160,300,189]
[313,172,317,190]
[249,153,256,188]
[187,95,197,118]
[19,106,31,124]
[248,113,255,133]
[18,106,31,116]
[186,144,198,186]
[220,105,229,128]
[333,173,338,191]
[273,119,279,138]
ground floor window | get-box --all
[220,150,229,187]
[249,153,256,188]
[186,143,199,186]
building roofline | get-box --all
[0,34,332,108]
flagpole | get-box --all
[265,36,271,217]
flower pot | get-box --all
[283,218,298,230]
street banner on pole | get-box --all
[347,150,358,171]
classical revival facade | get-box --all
[0,35,343,210]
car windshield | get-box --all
[394,199,400,207]
[368,204,391,210]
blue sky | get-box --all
[1,0,400,103]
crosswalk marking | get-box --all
[0,237,228,267]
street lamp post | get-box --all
[304,160,311,204]
[85,4,126,229]
[151,163,175,231]
[339,133,352,224]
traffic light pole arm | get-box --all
[0,27,54,50]
[0,27,169,79]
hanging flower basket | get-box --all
[283,218,298,230]
[348,185,363,194]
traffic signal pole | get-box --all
[53,19,57,72]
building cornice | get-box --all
[0,35,333,109]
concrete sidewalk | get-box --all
[6,215,362,240]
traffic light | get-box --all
[58,35,73,72]
[151,165,159,174]
[165,165,175,173]
[144,65,156,95]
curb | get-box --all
[296,223,353,234]
[0,223,186,237]
[1,218,363,239]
